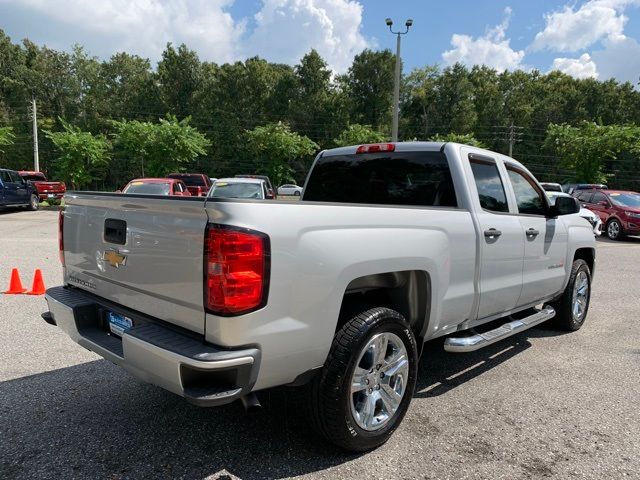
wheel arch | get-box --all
[336,270,432,346]
[574,247,595,276]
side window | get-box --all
[0,171,11,183]
[591,192,607,205]
[506,167,547,215]
[469,160,509,212]
[8,171,22,183]
[577,191,593,203]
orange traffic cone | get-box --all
[27,269,46,295]
[4,268,27,294]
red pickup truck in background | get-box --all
[166,173,212,196]
[18,171,66,201]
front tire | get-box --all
[308,307,418,451]
[606,218,623,240]
[27,194,39,211]
[549,259,591,331]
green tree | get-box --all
[0,126,15,152]
[429,132,486,148]
[46,120,110,189]
[157,43,203,118]
[342,49,395,131]
[245,122,318,186]
[111,115,210,178]
[544,122,640,183]
[333,124,386,147]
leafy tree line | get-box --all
[1,29,640,189]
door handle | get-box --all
[526,228,540,237]
[484,228,502,239]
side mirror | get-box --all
[266,189,275,199]
[550,196,580,216]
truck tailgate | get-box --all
[63,193,208,334]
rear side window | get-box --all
[0,171,10,183]
[576,191,593,203]
[303,151,457,207]
[8,171,22,183]
[469,160,508,212]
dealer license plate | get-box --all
[107,311,133,337]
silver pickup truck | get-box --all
[44,142,596,451]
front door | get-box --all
[0,171,18,204]
[9,171,30,204]
[505,166,568,305]
[467,153,525,319]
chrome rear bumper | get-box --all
[44,286,260,407]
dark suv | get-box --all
[0,168,39,210]
[576,189,640,240]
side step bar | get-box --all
[444,306,556,353]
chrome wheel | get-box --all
[350,332,409,431]
[572,270,589,322]
[607,220,620,239]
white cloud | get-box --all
[551,53,598,78]
[442,8,525,71]
[245,0,369,72]
[592,36,640,83]
[0,0,369,71]
[0,0,245,63]
[531,0,640,52]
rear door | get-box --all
[466,151,525,319]
[505,165,568,305]
[63,194,209,334]
[9,171,30,204]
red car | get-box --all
[576,189,640,240]
[166,173,212,196]
[18,171,66,201]
[122,178,192,196]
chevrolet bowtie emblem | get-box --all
[103,250,127,268]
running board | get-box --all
[444,306,556,353]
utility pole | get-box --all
[386,18,413,142]
[508,123,514,157]
[31,96,40,172]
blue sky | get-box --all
[1,0,639,83]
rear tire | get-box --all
[548,259,591,331]
[307,307,418,451]
[27,194,39,211]
[606,218,623,240]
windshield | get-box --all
[21,173,47,181]
[609,193,640,207]
[210,182,263,199]
[123,182,171,195]
[169,175,206,187]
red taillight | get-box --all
[356,143,395,154]
[58,210,65,266]
[204,225,270,316]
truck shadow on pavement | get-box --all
[0,327,555,480]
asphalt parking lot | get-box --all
[1,209,639,480]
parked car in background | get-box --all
[547,191,601,236]
[167,173,212,197]
[0,168,39,210]
[566,183,608,195]
[210,177,273,199]
[540,182,563,192]
[576,189,640,240]
[234,175,275,198]
[122,178,192,196]
[18,171,66,202]
[277,183,303,196]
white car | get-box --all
[209,177,273,200]
[277,184,303,196]
[547,191,602,236]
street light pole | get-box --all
[386,18,412,142]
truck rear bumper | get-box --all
[44,286,260,407]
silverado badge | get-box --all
[103,250,127,268]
